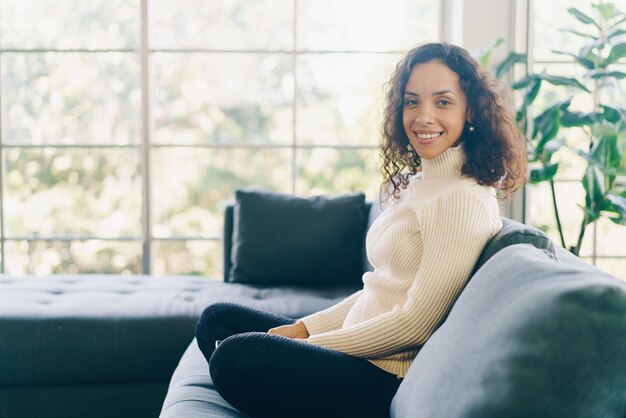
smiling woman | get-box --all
[194,42,528,418]
[380,44,527,204]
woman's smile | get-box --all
[413,130,444,144]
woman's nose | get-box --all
[415,113,435,125]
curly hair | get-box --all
[380,42,527,201]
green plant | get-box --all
[482,1,626,256]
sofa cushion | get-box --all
[228,189,368,285]
[0,274,359,388]
[472,217,555,274]
[160,340,245,418]
[391,244,626,418]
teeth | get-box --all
[417,132,442,139]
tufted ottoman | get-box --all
[0,275,358,418]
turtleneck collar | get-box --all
[419,144,465,181]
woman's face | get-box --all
[402,60,469,160]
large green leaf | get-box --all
[584,69,626,80]
[513,75,542,114]
[533,106,561,148]
[602,105,626,124]
[607,28,626,40]
[540,74,591,92]
[530,163,559,183]
[567,7,601,29]
[560,28,597,40]
[512,74,536,89]
[561,111,602,127]
[582,165,605,224]
[532,99,571,148]
[525,77,542,107]
[552,50,597,69]
[605,43,626,67]
[495,52,527,80]
[477,38,505,69]
[602,194,626,225]
[591,130,620,169]
[591,2,619,21]
[600,131,621,188]
[580,131,622,191]
[516,107,527,125]
[579,38,609,58]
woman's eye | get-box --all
[405,99,418,106]
[437,99,451,106]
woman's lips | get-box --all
[413,131,443,144]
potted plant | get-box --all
[482,1,626,256]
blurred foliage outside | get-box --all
[0,0,438,278]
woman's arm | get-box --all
[267,290,364,338]
[307,188,502,358]
[298,289,364,335]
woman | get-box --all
[195,42,527,418]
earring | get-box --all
[406,143,414,152]
[468,121,475,132]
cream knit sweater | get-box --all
[300,145,503,378]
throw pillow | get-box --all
[228,189,367,285]
[472,218,555,274]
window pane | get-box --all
[152,147,293,238]
[297,0,439,51]
[153,53,293,145]
[150,0,293,50]
[1,52,140,145]
[297,53,401,146]
[4,148,142,238]
[5,240,142,276]
[296,148,381,198]
[0,0,139,49]
[594,259,626,280]
[594,217,626,257]
[533,0,590,62]
[153,240,222,279]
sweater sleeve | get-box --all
[306,188,502,358]
[299,290,364,335]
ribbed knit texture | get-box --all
[300,145,503,377]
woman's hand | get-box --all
[268,321,310,339]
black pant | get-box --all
[195,302,402,418]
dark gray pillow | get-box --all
[391,244,626,418]
[472,218,555,274]
[228,189,367,285]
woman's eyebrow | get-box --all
[432,89,458,97]
[404,89,458,97]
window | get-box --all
[528,0,626,278]
[0,0,440,277]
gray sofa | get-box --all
[1,196,625,418]
[160,217,626,418]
